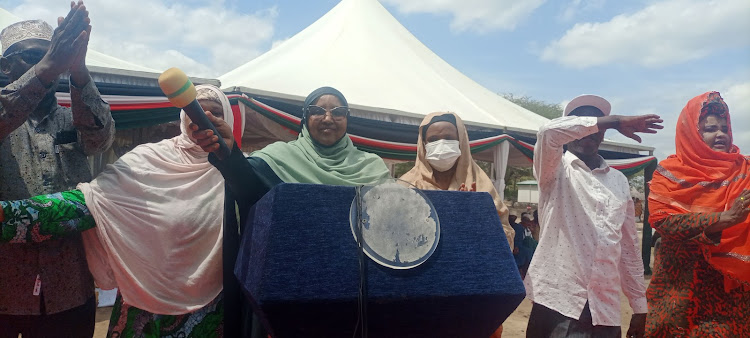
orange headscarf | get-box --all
[400,112,514,247]
[649,91,750,289]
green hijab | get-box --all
[252,127,391,186]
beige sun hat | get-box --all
[563,94,611,116]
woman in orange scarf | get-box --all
[647,91,750,337]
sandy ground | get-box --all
[94,307,111,337]
[92,285,649,338]
[92,224,652,337]
[495,284,649,338]
[93,292,645,338]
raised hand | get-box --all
[36,1,90,85]
[615,114,664,143]
[190,111,235,154]
[63,1,92,84]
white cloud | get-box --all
[541,0,750,68]
[381,0,546,33]
[8,0,277,78]
[559,0,605,22]
[723,82,750,151]
[599,78,750,159]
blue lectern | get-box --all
[235,183,525,337]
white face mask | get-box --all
[425,139,461,172]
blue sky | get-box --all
[3,0,749,158]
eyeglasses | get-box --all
[3,49,46,65]
[306,105,349,120]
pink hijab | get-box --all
[79,85,244,314]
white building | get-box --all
[517,180,539,204]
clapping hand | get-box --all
[61,1,92,83]
[37,1,91,85]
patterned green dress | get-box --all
[0,190,95,243]
[108,292,223,338]
[1,190,224,338]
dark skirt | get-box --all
[526,302,621,338]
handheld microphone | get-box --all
[158,67,231,160]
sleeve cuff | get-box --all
[694,230,722,246]
[69,74,92,90]
[691,212,723,245]
[29,67,53,90]
[69,75,101,102]
[208,143,244,171]
[7,67,52,98]
[70,76,111,127]
[630,297,648,314]
[580,116,599,128]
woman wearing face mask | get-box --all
[400,112,514,248]
[401,112,514,338]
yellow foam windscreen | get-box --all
[158,67,196,108]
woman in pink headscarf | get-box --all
[0,85,244,337]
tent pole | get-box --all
[641,159,657,275]
[493,142,510,200]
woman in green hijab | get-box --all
[192,86,391,208]
[193,87,391,336]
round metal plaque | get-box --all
[349,180,440,269]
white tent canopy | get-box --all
[220,0,653,197]
[220,0,652,152]
[220,0,552,135]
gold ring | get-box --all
[742,197,746,201]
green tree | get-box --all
[394,161,415,178]
[628,170,645,195]
[503,93,562,119]
[504,167,534,200]
[499,94,559,200]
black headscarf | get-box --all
[301,86,349,128]
[421,113,458,138]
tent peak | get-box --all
[219,0,557,137]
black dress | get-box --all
[210,144,283,337]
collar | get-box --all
[563,150,610,173]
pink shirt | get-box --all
[525,116,647,326]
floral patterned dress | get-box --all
[0,190,224,338]
[646,212,750,337]
[107,291,223,338]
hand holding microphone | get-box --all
[158,68,232,159]
[189,110,235,157]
